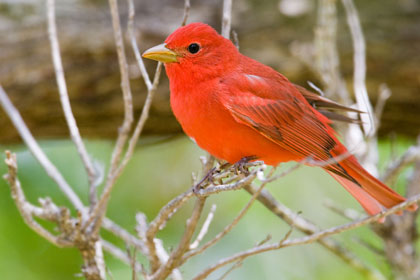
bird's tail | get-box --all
[325,146,417,219]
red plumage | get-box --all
[146,22,416,218]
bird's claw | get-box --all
[232,156,258,175]
[193,167,217,193]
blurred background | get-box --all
[0,0,420,279]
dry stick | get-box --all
[3,151,72,247]
[0,86,149,267]
[87,0,137,232]
[0,86,85,212]
[101,239,144,275]
[243,185,385,280]
[144,156,216,271]
[106,0,134,173]
[102,218,148,255]
[314,0,350,103]
[190,204,217,250]
[90,63,163,234]
[127,0,152,90]
[183,167,278,263]
[151,198,207,280]
[193,195,420,280]
[145,190,195,272]
[154,239,183,280]
[341,0,375,137]
[373,84,391,133]
[217,260,243,280]
[181,0,191,26]
[221,0,232,39]
[46,0,97,204]
[88,0,135,229]
[381,144,420,185]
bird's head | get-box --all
[142,23,238,80]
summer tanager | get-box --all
[143,22,416,217]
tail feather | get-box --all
[343,158,406,208]
[328,172,385,221]
[326,146,417,217]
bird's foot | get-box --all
[193,167,218,193]
[232,156,258,175]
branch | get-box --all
[151,198,207,280]
[194,195,420,279]
[243,185,385,279]
[0,86,85,212]
[382,143,420,185]
[3,151,72,247]
[341,0,375,137]
[90,0,135,226]
[189,204,217,250]
[181,0,191,26]
[221,0,232,39]
[46,0,97,202]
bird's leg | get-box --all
[193,167,217,193]
[232,155,258,175]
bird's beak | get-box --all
[142,43,178,63]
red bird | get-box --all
[143,22,415,217]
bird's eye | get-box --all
[188,43,200,54]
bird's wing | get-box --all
[225,93,335,162]
[223,74,355,181]
[294,84,362,124]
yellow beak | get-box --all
[142,43,178,63]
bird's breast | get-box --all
[169,80,297,164]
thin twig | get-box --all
[102,218,148,255]
[146,189,194,271]
[324,199,364,221]
[374,84,391,130]
[221,0,232,39]
[127,0,152,90]
[382,144,420,185]
[193,194,420,280]
[154,239,183,280]
[243,185,385,279]
[151,198,207,280]
[183,167,277,262]
[46,0,97,204]
[190,204,217,250]
[101,239,145,276]
[341,0,375,136]
[0,86,85,212]
[3,151,72,247]
[181,0,191,26]
[89,0,135,230]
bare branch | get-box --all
[46,0,97,202]
[127,0,152,90]
[324,199,364,221]
[0,86,85,212]
[221,0,232,39]
[101,239,145,276]
[102,217,148,255]
[181,0,191,26]
[382,144,420,185]
[341,0,375,136]
[3,151,72,247]
[243,185,385,279]
[194,195,420,280]
[154,239,183,280]
[89,0,164,235]
[190,204,217,250]
[101,0,134,202]
[184,167,277,262]
[374,84,392,128]
[151,198,207,280]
